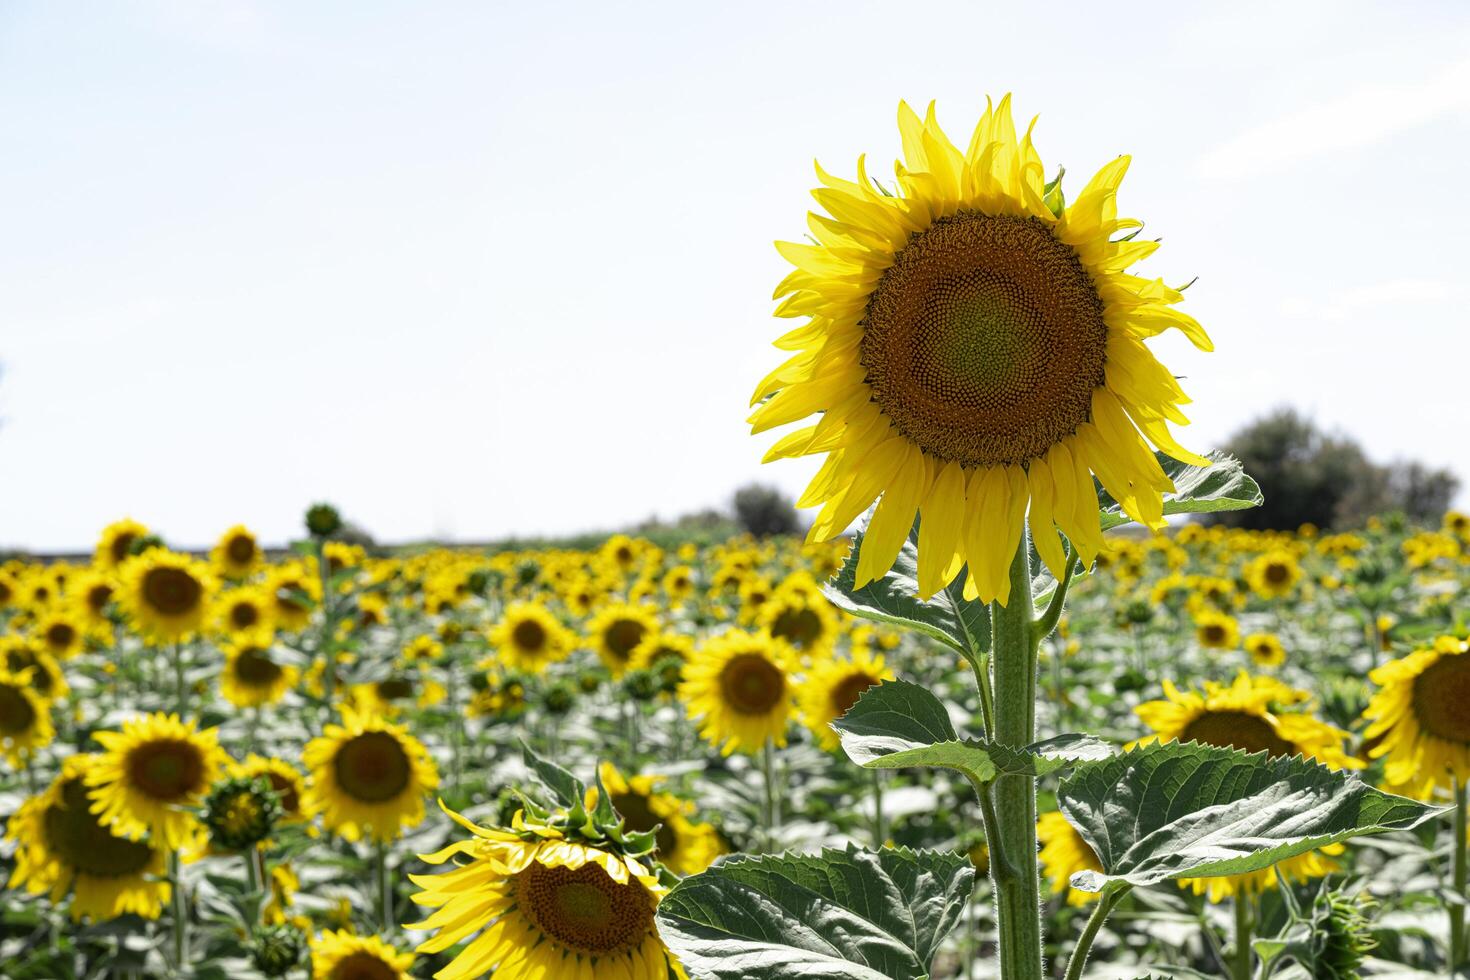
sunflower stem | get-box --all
[989,535,1043,980]
[244,843,262,896]
[317,539,336,707]
[171,643,187,718]
[1232,892,1254,980]
[169,849,188,969]
[1063,883,1130,980]
[1451,777,1468,970]
[375,840,393,935]
[871,766,886,847]
[759,737,781,852]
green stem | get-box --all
[760,738,781,852]
[871,767,886,847]
[376,840,393,935]
[964,651,996,739]
[989,537,1043,980]
[1451,777,1467,970]
[170,850,188,969]
[244,844,262,896]
[1063,884,1131,980]
[1233,893,1254,980]
[1032,544,1076,645]
[318,539,336,706]
[172,643,187,717]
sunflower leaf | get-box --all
[518,740,583,808]
[1058,739,1445,892]
[831,680,1109,784]
[1097,450,1263,532]
[655,844,973,980]
[824,518,991,658]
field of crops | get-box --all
[0,502,1466,979]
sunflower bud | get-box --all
[304,502,343,538]
[203,776,282,852]
[249,922,307,977]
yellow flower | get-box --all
[69,567,118,629]
[211,524,263,579]
[6,754,171,921]
[310,929,414,980]
[751,96,1210,604]
[31,608,86,659]
[587,602,660,677]
[213,585,276,642]
[629,631,694,674]
[94,518,150,570]
[302,706,438,843]
[758,585,842,658]
[0,666,55,767]
[662,564,697,605]
[797,648,894,751]
[490,602,575,674]
[265,562,320,634]
[1038,810,1103,906]
[1244,632,1286,668]
[682,629,796,755]
[406,805,678,980]
[234,753,311,824]
[87,712,230,850]
[1246,549,1301,599]
[0,638,68,702]
[116,551,215,642]
[597,761,724,876]
[220,641,299,708]
[1193,608,1239,650]
[1363,634,1470,798]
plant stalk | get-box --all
[172,643,187,717]
[1451,777,1468,970]
[170,850,188,969]
[760,738,781,852]
[1233,893,1254,980]
[871,766,886,847]
[376,840,393,935]
[989,536,1043,980]
[1063,884,1131,980]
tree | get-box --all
[732,483,802,538]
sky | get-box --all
[2,1,1468,552]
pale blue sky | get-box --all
[3,1,1467,551]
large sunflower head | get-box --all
[211,524,264,579]
[0,666,55,767]
[94,518,150,570]
[751,96,1211,604]
[586,603,660,677]
[681,629,796,755]
[797,648,894,751]
[221,640,299,709]
[405,803,679,980]
[6,754,171,921]
[117,550,216,642]
[87,712,230,850]
[309,929,414,980]
[597,761,723,876]
[1363,634,1470,798]
[490,601,575,674]
[301,706,439,843]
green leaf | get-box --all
[655,844,973,980]
[832,680,1110,785]
[1058,740,1445,892]
[824,520,989,658]
[1097,451,1263,532]
[519,740,582,808]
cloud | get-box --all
[1279,277,1458,323]
[1197,58,1470,181]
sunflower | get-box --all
[661,565,697,605]
[69,567,118,629]
[750,96,1211,604]
[682,629,796,755]
[758,587,842,658]
[1134,672,1357,898]
[1246,549,1301,599]
[6,754,171,921]
[0,638,68,702]
[221,641,299,708]
[116,550,215,642]
[1037,810,1102,906]
[490,601,575,674]
[401,634,443,664]
[310,930,415,980]
[1362,634,1470,798]
[629,631,694,673]
[302,705,439,843]
[797,648,894,751]
[94,518,150,570]
[598,761,724,876]
[32,608,86,659]
[212,524,264,579]
[587,602,660,677]
[350,672,445,718]
[1244,632,1286,668]
[235,753,312,824]
[87,712,230,850]
[0,666,55,766]
[266,563,320,634]
[214,585,277,642]
[1193,608,1239,650]
[405,805,679,980]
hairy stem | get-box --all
[1063,884,1131,980]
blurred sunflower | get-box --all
[6,754,171,921]
[235,753,311,825]
[221,641,299,709]
[310,930,414,980]
[302,706,438,843]
[1362,634,1470,798]
[587,603,659,677]
[87,712,229,850]
[682,629,796,755]
[1037,810,1102,906]
[212,524,263,579]
[629,631,694,673]
[69,567,117,629]
[406,805,678,980]
[400,634,443,664]
[750,96,1210,603]
[1244,632,1285,668]
[350,672,445,718]
[117,551,215,642]
[490,602,574,674]
[33,608,86,659]
[0,638,68,702]
[1246,549,1301,599]
[266,563,320,634]
[797,648,894,751]
[1193,608,1239,650]
[661,565,697,606]
[214,585,276,642]
[94,518,150,570]
[758,588,841,658]
[0,666,55,766]
[598,761,723,876]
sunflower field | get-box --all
[3,96,1468,980]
